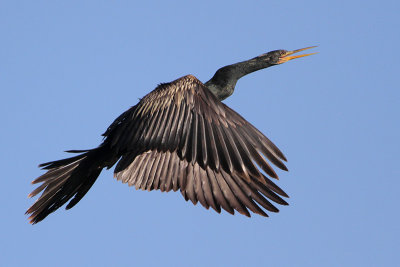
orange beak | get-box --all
[277,46,318,64]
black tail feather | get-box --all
[27,147,110,224]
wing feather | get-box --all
[107,75,289,217]
[145,151,162,190]
[204,117,220,171]
[150,105,170,148]
[172,101,187,148]
[199,167,218,212]
[193,163,208,209]
[190,112,198,164]
[212,122,233,173]
[197,113,208,168]
[163,152,175,192]
[161,103,177,150]
[217,170,250,217]
[178,106,193,159]
[133,153,151,189]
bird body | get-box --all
[27,47,316,224]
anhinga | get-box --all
[26,46,316,224]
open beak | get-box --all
[277,46,317,64]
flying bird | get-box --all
[27,46,316,224]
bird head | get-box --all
[259,46,317,65]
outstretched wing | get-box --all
[104,74,289,217]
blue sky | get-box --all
[1,1,399,266]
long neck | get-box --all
[204,54,273,101]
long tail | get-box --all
[26,146,113,224]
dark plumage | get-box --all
[27,47,316,224]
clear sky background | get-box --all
[1,1,399,266]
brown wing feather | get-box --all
[107,75,289,217]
